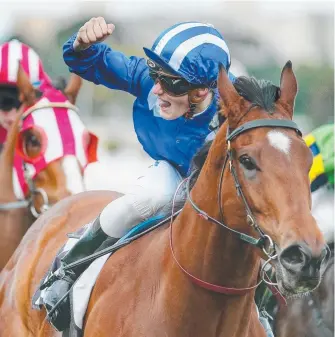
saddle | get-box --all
[32,214,169,335]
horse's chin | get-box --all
[276,278,316,298]
[274,262,321,298]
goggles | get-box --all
[147,59,204,97]
[0,87,21,111]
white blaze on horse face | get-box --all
[267,130,291,155]
[62,155,85,194]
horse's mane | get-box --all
[233,76,280,114]
[189,76,280,181]
[191,139,213,173]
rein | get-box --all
[0,200,29,210]
[170,119,301,302]
[0,101,79,217]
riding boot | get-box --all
[42,215,119,331]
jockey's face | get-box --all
[152,80,190,120]
[148,60,210,120]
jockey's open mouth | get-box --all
[158,98,171,110]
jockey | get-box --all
[0,39,52,148]
[304,123,334,243]
[304,123,334,193]
[43,17,274,337]
[45,17,232,294]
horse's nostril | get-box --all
[279,244,310,272]
[323,245,331,262]
[319,245,331,271]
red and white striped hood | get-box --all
[0,39,51,88]
[13,87,98,198]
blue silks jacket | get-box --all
[63,35,235,176]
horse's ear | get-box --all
[217,66,243,128]
[16,63,36,106]
[277,61,297,119]
[64,74,82,104]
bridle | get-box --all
[0,101,79,218]
[170,118,302,300]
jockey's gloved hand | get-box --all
[73,17,115,52]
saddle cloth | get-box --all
[32,215,166,336]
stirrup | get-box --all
[40,268,76,290]
[44,282,73,332]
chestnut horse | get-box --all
[0,62,328,337]
[0,65,97,271]
[266,155,334,337]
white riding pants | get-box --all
[100,160,186,238]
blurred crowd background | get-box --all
[1,0,334,191]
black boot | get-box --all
[42,215,118,331]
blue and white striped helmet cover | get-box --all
[143,22,231,86]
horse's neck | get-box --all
[0,208,32,271]
[0,118,21,201]
[164,150,261,335]
[171,201,260,285]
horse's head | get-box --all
[13,64,97,216]
[214,62,328,297]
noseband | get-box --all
[170,118,302,298]
[0,102,79,218]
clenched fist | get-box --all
[73,17,115,52]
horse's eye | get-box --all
[27,134,40,148]
[239,155,257,171]
[23,130,42,159]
